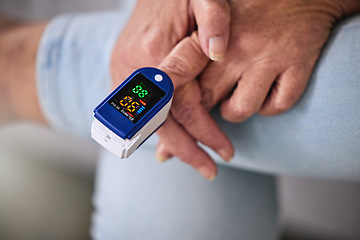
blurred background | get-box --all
[1,0,360,239]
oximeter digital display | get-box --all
[91,67,174,159]
[108,73,165,124]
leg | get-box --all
[91,148,278,240]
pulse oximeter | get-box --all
[91,67,174,158]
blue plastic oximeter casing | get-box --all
[93,67,173,140]
[91,67,174,159]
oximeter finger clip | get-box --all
[91,67,174,158]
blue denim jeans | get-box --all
[37,11,360,240]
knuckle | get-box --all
[142,38,163,64]
[177,147,196,164]
[205,3,230,24]
[161,55,191,77]
[171,104,194,125]
[200,88,214,109]
[198,133,218,148]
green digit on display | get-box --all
[132,85,142,94]
[138,90,148,98]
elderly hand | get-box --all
[199,0,352,122]
[155,0,360,179]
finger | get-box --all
[157,115,217,180]
[171,81,234,162]
[259,65,312,116]
[158,32,209,89]
[191,0,231,61]
[220,67,278,122]
[155,141,173,162]
[199,60,239,110]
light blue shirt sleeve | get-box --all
[36,10,133,137]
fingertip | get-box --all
[217,147,234,163]
[155,152,171,163]
[155,142,173,163]
[198,164,217,181]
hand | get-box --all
[199,0,351,122]
[154,0,360,178]
[111,0,231,89]
[155,32,234,180]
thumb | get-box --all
[158,32,210,90]
[191,0,231,61]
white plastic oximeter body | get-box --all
[91,67,174,158]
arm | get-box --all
[0,18,47,124]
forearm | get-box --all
[0,20,47,124]
[0,15,21,32]
[36,11,131,137]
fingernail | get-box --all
[198,165,216,181]
[218,149,232,162]
[155,153,170,163]
[209,36,226,61]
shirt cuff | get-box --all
[36,10,132,137]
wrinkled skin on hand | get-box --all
[199,0,346,122]
[111,0,231,89]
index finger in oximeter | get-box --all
[91,67,174,158]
